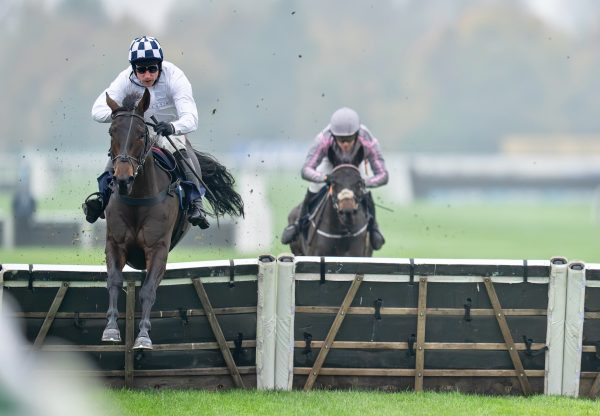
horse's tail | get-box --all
[195,150,245,218]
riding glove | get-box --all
[154,121,175,137]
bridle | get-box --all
[110,111,154,180]
[328,164,366,211]
[308,164,369,240]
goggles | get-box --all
[135,65,159,74]
[334,134,357,143]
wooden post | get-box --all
[414,277,428,391]
[589,372,600,398]
[33,282,69,349]
[193,278,245,388]
[124,281,136,388]
[304,273,363,391]
[483,277,532,396]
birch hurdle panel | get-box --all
[1,255,591,396]
[282,257,571,395]
[0,259,267,390]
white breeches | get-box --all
[308,158,333,193]
[155,133,187,153]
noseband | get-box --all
[328,165,365,210]
[110,111,153,179]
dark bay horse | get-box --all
[101,89,243,349]
[288,145,371,257]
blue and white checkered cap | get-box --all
[128,36,163,63]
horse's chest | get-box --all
[107,208,175,246]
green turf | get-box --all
[372,202,600,261]
[272,201,600,263]
[3,171,600,264]
[105,389,600,416]
[267,173,600,262]
[0,246,253,265]
[2,201,599,264]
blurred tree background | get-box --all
[2,0,600,155]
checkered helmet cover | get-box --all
[128,36,164,63]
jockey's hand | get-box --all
[324,175,332,185]
[154,121,175,137]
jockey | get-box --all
[82,35,209,229]
[281,107,388,250]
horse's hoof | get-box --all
[133,336,153,350]
[101,328,121,343]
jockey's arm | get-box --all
[91,68,131,123]
[168,68,198,135]
[364,138,389,188]
[301,133,330,183]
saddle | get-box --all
[151,147,204,208]
[299,186,329,237]
[152,146,178,173]
[150,147,200,250]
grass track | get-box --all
[0,246,246,265]
[2,202,599,264]
[106,389,600,416]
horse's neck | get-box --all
[328,201,345,226]
[318,196,344,229]
[130,155,169,198]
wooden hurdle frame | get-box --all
[0,259,263,389]
[0,255,594,396]
[286,257,581,395]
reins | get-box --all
[308,167,369,240]
[110,111,154,177]
[110,111,169,206]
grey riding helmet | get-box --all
[330,107,360,136]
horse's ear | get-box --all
[106,92,119,112]
[136,88,151,115]
[351,144,365,167]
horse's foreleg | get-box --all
[103,245,126,342]
[133,246,169,350]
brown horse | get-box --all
[288,160,372,257]
[101,89,243,349]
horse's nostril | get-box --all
[128,176,134,183]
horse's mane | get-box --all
[112,93,141,114]
[122,93,141,110]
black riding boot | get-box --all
[365,192,385,250]
[82,161,113,224]
[82,193,105,223]
[281,189,316,244]
[176,150,210,229]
